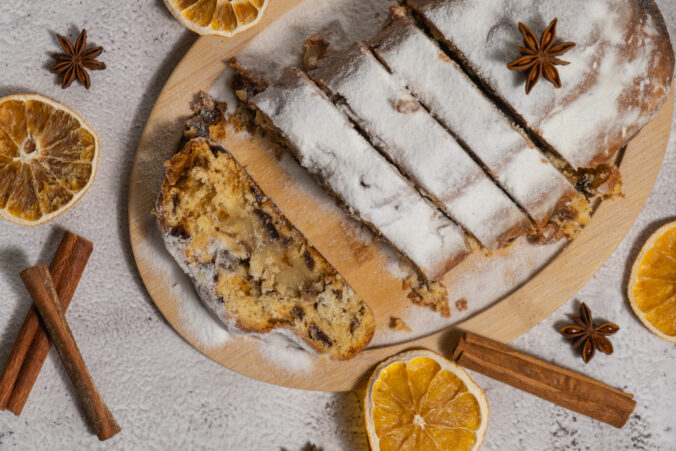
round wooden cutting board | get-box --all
[129,0,674,391]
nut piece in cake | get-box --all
[389,317,412,332]
[155,138,375,360]
[303,35,331,71]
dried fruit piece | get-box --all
[303,35,331,71]
[163,0,269,38]
[628,221,676,342]
[365,350,489,451]
[0,94,98,226]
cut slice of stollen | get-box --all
[310,41,530,250]
[370,9,589,240]
[251,67,471,280]
[155,138,376,360]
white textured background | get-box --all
[0,1,674,449]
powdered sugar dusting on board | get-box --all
[372,235,566,346]
[133,233,232,349]
[253,333,316,374]
[176,283,231,349]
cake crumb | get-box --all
[394,98,421,114]
[303,35,331,71]
[456,298,469,312]
[230,58,269,103]
[404,275,451,317]
[389,316,412,332]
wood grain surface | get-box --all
[128,0,675,391]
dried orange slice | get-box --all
[365,350,489,451]
[163,0,269,38]
[0,94,99,226]
[628,221,676,343]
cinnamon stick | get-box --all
[20,264,120,441]
[452,332,636,428]
[0,231,92,413]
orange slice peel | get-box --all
[628,221,676,343]
[163,0,269,38]
[0,94,99,226]
[365,350,489,451]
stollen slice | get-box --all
[155,138,375,360]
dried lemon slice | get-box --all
[163,0,269,38]
[365,350,489,451]
[0,94,99,226]
[628,221,676,343]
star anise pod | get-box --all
[506,18,576,94]
[50,29,106,89]
[560,303,619,363]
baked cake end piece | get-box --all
[408,0,674,170]
[251,67,471,280]
[371,9,587,236]
[310,41,530,250]
[155,138,375,360]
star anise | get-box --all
[506,18,575,95]
[50,29,106,89]
[560,303,619,363]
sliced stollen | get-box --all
[310,42,529,250]
[370,9,589,239]
[154,138,376,360]
[251,67,470,280]
[407,0,674,170]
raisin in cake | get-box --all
[155,138,375,360]
[408,0,674,170]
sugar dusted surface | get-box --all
[136,234,232,350]
[252,68,469,277]
[1,0,675,449]
[312,43,528,249]
[416,0,673,169]
[237,0,393,79]
[374,17,575,224]
[253,331,316,374]
[372,235,567,345]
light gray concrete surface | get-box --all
[0,1,674,449]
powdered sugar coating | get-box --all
[252,67,470,278]
[412,0,674,169]
[311,43,528,249]
[373,15,575,225]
